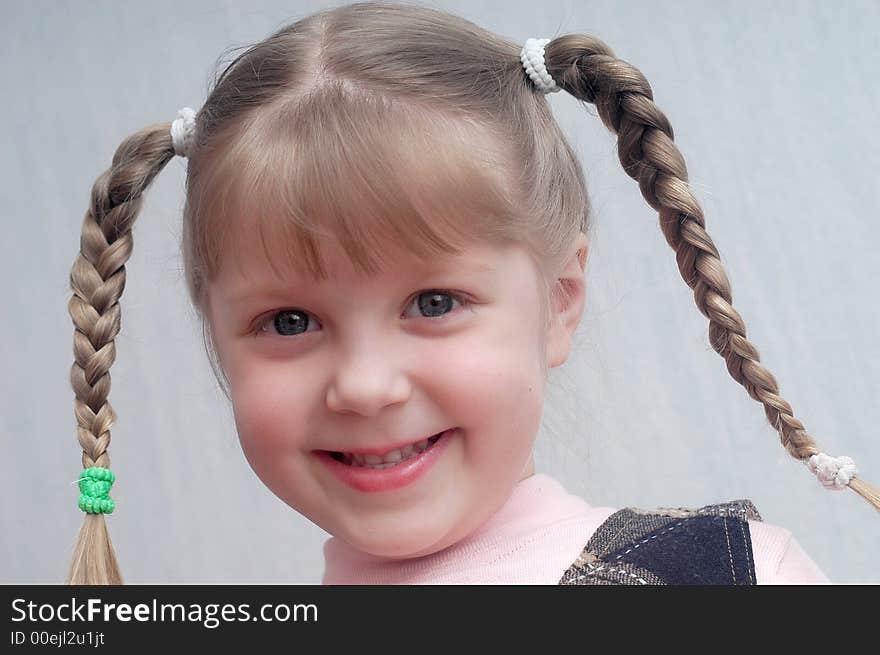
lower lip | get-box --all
[315,428,456,493]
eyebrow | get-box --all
[223,260,495,305]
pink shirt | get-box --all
[322,473,830,584]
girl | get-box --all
[66,1,878,585]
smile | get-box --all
[328,432,445,468]
[316,428,457,493]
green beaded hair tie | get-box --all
[77,466,116,514]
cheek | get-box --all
[433,321,545,440]
[229,363,312,457]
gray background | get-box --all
[2,0,878,584]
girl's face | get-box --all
[207,234,555,558]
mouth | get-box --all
[325,430,451,469]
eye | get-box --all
[254,308,319,338]
[252,289,471,339]
[402,289,470,321]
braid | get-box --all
[544,34,880,512]
[66,123,178,584]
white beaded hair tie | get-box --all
[520,37,561,94]
[807,452,858,490]
[170,106,197,158]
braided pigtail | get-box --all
[533,34,880,512]
[66,120,183,584]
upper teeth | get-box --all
[345,435,438,468]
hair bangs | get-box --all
[194,87,524,285]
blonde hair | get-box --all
[65,0,879,585]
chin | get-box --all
[341,525,455,560]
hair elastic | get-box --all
[520,37,561,94]
[807,453,858,490]
[171,107,197,158]
[75,466,116,514]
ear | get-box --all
[545,232,588,369]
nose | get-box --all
[325,340,411,416]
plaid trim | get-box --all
[559,499,761,585]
